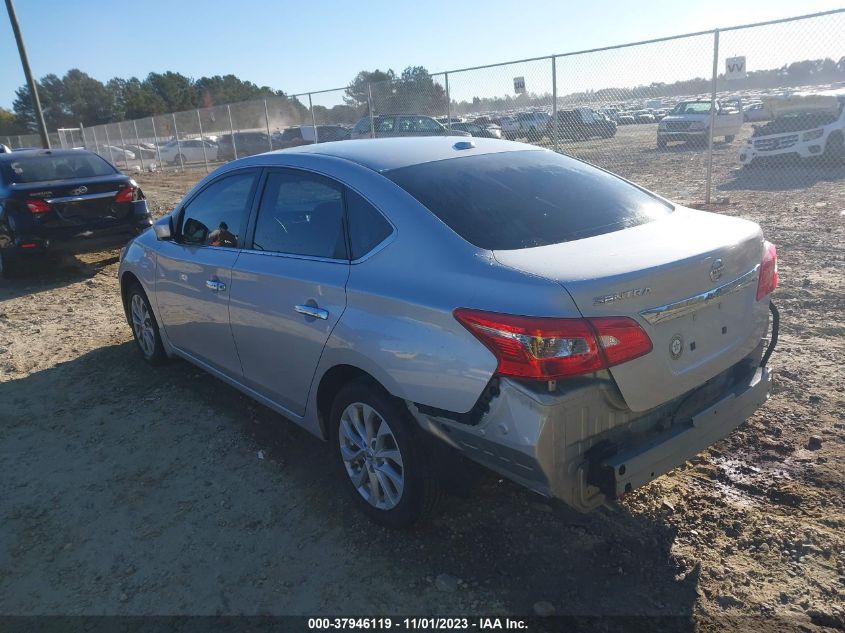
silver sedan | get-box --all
[119,137,777,527]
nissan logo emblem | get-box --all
[709,258,724,282]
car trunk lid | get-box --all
[10,175,134,228]
[494,208,769,412]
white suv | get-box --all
[739,91,845,167]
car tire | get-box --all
[0,252,18,279]
[330,379,440,528]
[822,132,845,164]
[725,135,735,143]
[126,283,168,365]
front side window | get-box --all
[251,171,346,259]
[179,171,257,247]
[377,118,396,132]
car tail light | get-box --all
[115,185,136,203]
[26,198,50,214]
[590,316,654,367]
[453,309,652,380]
[756,240,778,301]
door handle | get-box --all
[295,304,328,320]
[206,279,226,292]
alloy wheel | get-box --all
[130,294,156,358]
[338,401,405,510]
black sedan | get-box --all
[0,149,152,276]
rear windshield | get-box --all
[1,153,116,184]
[385,150,673,250]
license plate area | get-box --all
[652,290,755,374]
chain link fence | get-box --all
[3,9,843,204]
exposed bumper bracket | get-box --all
[590,366,772,499]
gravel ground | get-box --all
[1,124,843,630]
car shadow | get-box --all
[2,343,698,625]
[0,251,119,301]
[718,160,845,192]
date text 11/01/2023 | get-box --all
[307,618,529,630]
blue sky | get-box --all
[2,0,844,110]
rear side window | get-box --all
[251,171,346,259]
[385,150,673,250]
[1,153,116,183]
[347,190,392,259]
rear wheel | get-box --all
[127,283,167,365]
[330,380,439,528]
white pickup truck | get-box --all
[739,90,845,167]
[501,111,549,141]
[657,99,743,149]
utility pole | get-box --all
[5,0,50,148]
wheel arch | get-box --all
[314,364,390,440]
[120,270,142,321]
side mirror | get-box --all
[182,217,208,244]
[153,215,173,240]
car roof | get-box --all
[0,148,93,162]
[270,136,539,172]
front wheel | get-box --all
[331,380,439,528]
[822,132,845,164]
[127,284,168,365]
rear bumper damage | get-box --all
[412,304,777,512]
[585,365,770,502]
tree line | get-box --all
[1,66,447,136]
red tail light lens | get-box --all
[26,198,50,214]
[756,240,778,301]
[115,185,136,203]
[590,316,654,367]
[453,309,652,380]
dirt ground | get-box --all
[1,125,843,630]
